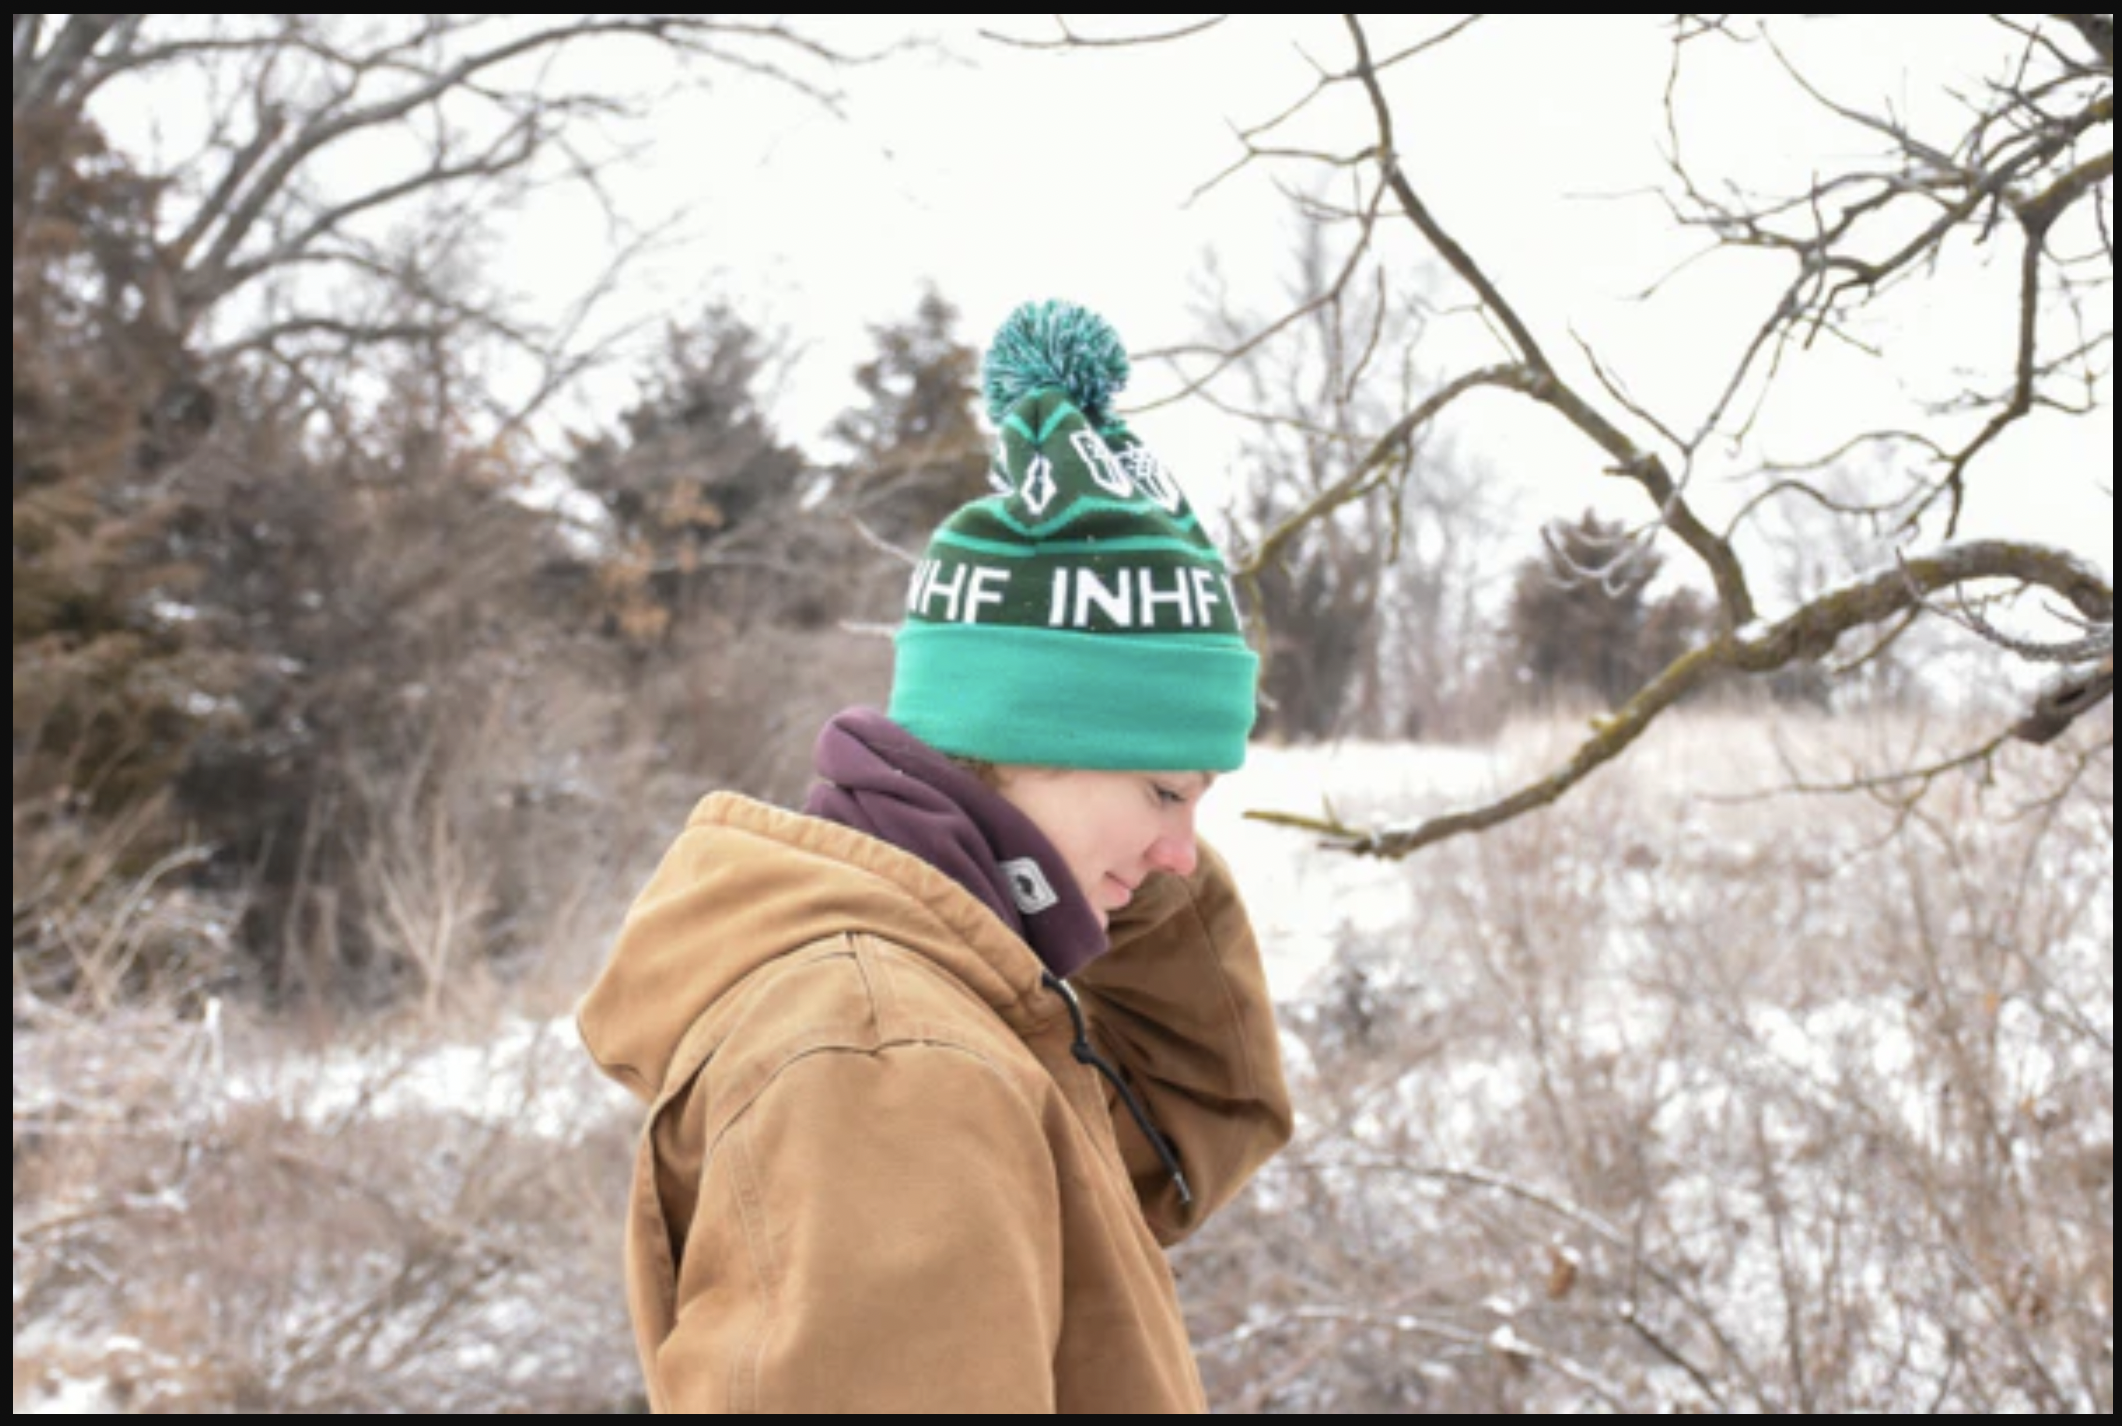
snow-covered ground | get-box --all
[224,1012,636,1140]
[1203,737,1513,1001]
[1195,721,2114,1413]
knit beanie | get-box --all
[887,300,1260,773]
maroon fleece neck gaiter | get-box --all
[803,708,1110,979]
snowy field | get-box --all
[14,714,2115,1413]
[1195,718,2114,1413]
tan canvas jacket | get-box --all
[577,793,1293,1413]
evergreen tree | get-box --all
[828,288,991,546]
[568,307,816,640]
[13,108,206,816]
[1505,511,1716,708]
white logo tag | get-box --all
[1071,431,1135,497]
[1001,858,1061,915]
[1021,455,1058,515]
[1124,448,1185,513]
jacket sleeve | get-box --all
[1070,838,1296,1247]
[653,1044,1067,1414]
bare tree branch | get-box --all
[1899,551,2116,665]
[11,13,129,118]
[1724,473,1932,542]
[1134,176,1390,413]
[1342,15,1761,627]
[1341,16,1547,371]
[2018,652,2118,743]
[1250,541,2113,858]
[1236,365,1522,579]
[1233,73,1341,149]
[1717,727,2022,802]
[979,15,1235,51]
[2047,13,2116,67]
[1371,15,1488,74]
[215,317,447,357]
[1651,21,2114,545]
[19,12,859,370]
[962,16,2115,860]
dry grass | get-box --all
[12,991,643,1414]
[1181,709,2113,1413]
[12,787,236,1016]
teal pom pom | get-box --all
[983,300,1131,426]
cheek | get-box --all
[1043,784,1161,890]
[1104,806,1162,863]
[1049,827,1106,893]
[1065,816,1128,881]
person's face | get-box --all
[993,767,1216,928]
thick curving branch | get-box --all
[2048,14,2116,68]
[1021,14,2111,852]
[1249,541,2115,859]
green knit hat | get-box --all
[888,300,1260,773]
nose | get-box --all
[1147,821,1199,880]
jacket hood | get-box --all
[577,793,1063,1103]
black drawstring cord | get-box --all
[1042,971,1194,1209]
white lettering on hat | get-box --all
[914,562,1015,625]
[1050,565,1233,630]
[1140,567,1197,628]
[919,562,969,622]
[965,567,1011,624]
[1001,858,1060,916]
[1074,567,1133,629]
[1192,567,1224,625]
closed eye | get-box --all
[1151,782,1189,808]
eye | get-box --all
[1151,782,1189,808]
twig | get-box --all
[848,515,921,569]
[979,16,1234,51]
[1896,551,2116,664]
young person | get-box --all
[578,300,1293,1413]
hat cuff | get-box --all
[889,624,1259,773]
